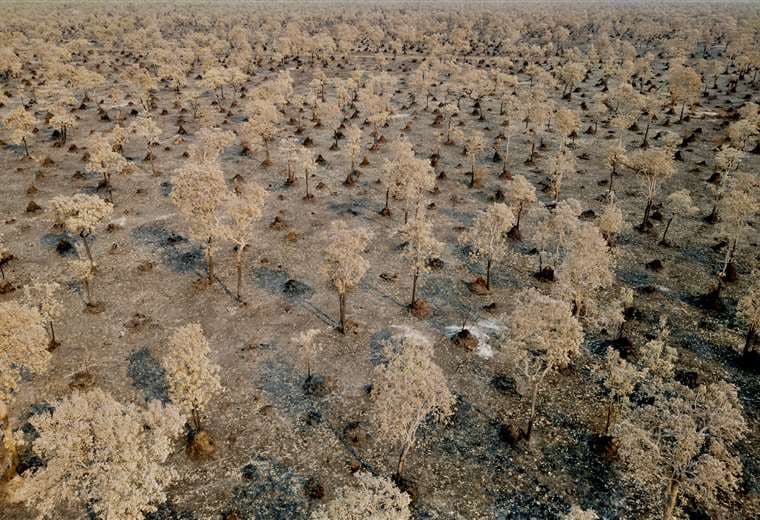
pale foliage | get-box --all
[459,203,515,288]
[554,223,615,320]
[613,381,746,519]
[322,222,370,296]
[161,323,223,418]
[563,505,598,520]
[49,194,113,236]
[22,281,63,326]
[188,127,235,163]
[399,210,443,281]
[0,302,51,402]
[372,338,454,471]
[311,471,411,520]
[13,388,185,520]
[597,193,627,244]
[502,289,583,396]
[170,159,227,242]
[1,106,36,146]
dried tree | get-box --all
[737,277,760,358]
[50,194,113,269]
[506,175,537,239]
[311,471,411,520]
[220,182,268,301]
[502,289,583,439]
[1,302,51,480]
[614,381,746,520]
[372,337,454,479]
[293,328,323,382]
[321,222,370,334]
[343,123,363,185]
[399,209,443,311]
[555,223,615,320]
[13,388,185,520]
[660,190,698,246]
[161,323,223,456]
[1,106,36,157]
[459,203,515,291]
[170,159,228,283]
[22,281,63,349]
[625,147,675,230]
[597,349,642,435]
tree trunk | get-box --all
[338,292,346,334]
[411,269,419,307]
[49,321,56,345]
[744,326,756,357]
[236,256,243,301]
[485,257,492,290]
[641,198,653,228]
[206,237,215,282]
[191,408,202,432]
[2,414,18,481]
[679,102,685,122]
[660,216,673,244]
[604,400,614,435]
[22,137,29,157]
[642,122,650,147]
[663,480,680,520]
[83,278,92,306]
[80,232,95,268]
[526,381,540,440]
[396,441,411,479]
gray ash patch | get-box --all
[143,503,196,520]
[229,457,309,519]
[440,207,475,226]
[493,489,568,519]
[131,223,203,273]
[260,358,319,419]
[253,267,313,301]
[127,347,170,403]
[368,328,393,365]
[40,232,79,257]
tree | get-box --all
[548,148,576,202]
[299,147,317,200]
[50,194,113,269]
[86,132,135,203]
[240,98,282,166]
[506,175,537,239]
[597,349,642,435]
[399,209,442,310]
[564,506,598,520]
[668,64,702,122]
[13,388,185,520]
[554,223,615,320]
[293,328,322,382]
[343,123,363,185]
[502,288,583,439]
[384,139,435,223]
[219,182,268,301]
[625,148,675,230]
[737,276,760,358]
[613,381,747,520]
[372,337,454,479]
[597,192,627,246]
[311,471,411,520]
[2,106,36,157]
[130,115,162,175]
[717,171,759,281]
[459,203,515,291]
[554,107,580,147]
[279,137,300,185]
[660,190,698,246]
[707,144,744,223]
[161,323,222,446]
[465,130,486,188]
[322,222,370,334]
[170,159,228,283]
[22,281,63,349]
[440,102,458,144]
[1,302,51,480]
[188,127,235,164]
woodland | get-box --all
[0,1,759,519]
